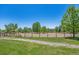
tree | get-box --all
[41,26,47,33]
[48,29,54,32]
[41,26,49,37]
[0,29,1,37]
[54,26,59,38]
[61,13,68,37]
[5,23,18,33]
[0,29,1,32]
[18,28,23,33]
[58,25,62,32]
[5,23,18,37]
[23,27,32,37]
[61,5,79,38]
[17,27,23,37]
[23,27,31,33]
[46,28,50,37]
[32,22,41,37]
[32,22,41,32]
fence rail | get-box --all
[0,32,79,38]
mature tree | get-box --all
[32,22,41,37]
[46,28,50,37]
[0,29,1,32]
[0,29,2,36]
[61,5,79,38]
[32,22,41,33]
[41,26,49,37]
[23,27,31,33]
[61,13,68,37]
[4,23,18,37]
[54,26,59,37]
[17,27,23,37]
[5,23,18,33]
[41,26,47,33]
[49,29,54,32]
[18,28,23,33]
[54,26,62,32]
[23,27,32,37]
[58,25,62,32]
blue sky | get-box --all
[0,4,79,29]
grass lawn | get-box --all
[0,39,79,55]
[27,37,79,45]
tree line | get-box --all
[0,5,79,38]
[0,22,61,37]
[0,22,60,33]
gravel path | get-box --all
[0,37,79,48]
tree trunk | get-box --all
[39,32,40,38]
[64,30,65,38]
[47,32,48,38]
[56,32,57,38]
[17,32,18,37]
[64,31,65,38]
[72,20,75,39]
[31,32,33,38]
[73,31,75,39]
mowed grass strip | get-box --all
[0,39,79,55]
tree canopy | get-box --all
[61,5,79,38]
[41,26,47,33]
[32,22,41,33]
[5,23,18,32]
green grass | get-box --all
[0,39,79,55]
[28,37,79,45]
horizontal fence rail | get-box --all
[0,32,79,38]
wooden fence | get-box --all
[0,32,78,38]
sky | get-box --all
[0,4,79,29]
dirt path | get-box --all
[0,37,79,48]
